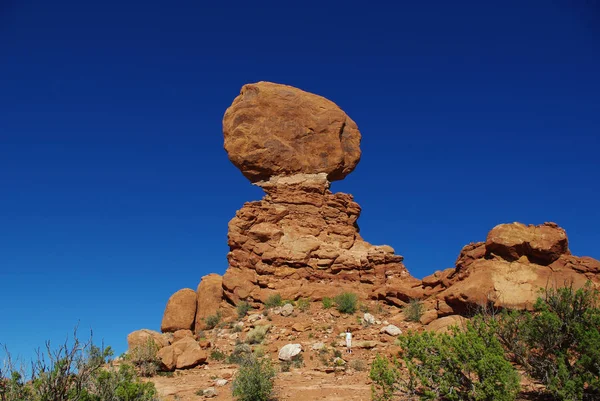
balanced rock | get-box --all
[223,82,361,183]
[161,288,197,333]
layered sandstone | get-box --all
[222,173,410,305]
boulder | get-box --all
[278,344,302,361]
[281,303,294,317]
[380,325,402,336]
[426,315,467,333]
[195,274,224,332]
[127,329,169,352]
[157,337,207,370]
[161,288,197,333]
[223,82,361,183]
[363,313,375,325]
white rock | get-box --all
[363,313,375,325]
[278,343,302,361]
[247,314,262,323]
[380,324,402,336]
[281,303,294,317]
[214,379,228,387]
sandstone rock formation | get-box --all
[195,274,224,332]
[161,288,198,332]
[223,82,361,183]
[422,222,600,314]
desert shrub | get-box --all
[333,349,342,359]
[404,299,424,322]
[246,325,269,345]
[349,359,367,372]
[334,292,358,314]
[496,282,600,400]
[232,355,276,401]
[322,297,333,309]
[126,337,161,377]
[203,311,222,330]
[0,330,158,401]
[228,344,253,364]
[396,318,519,401]
[297,298,310,312]
[264,294,283,308]
[370,354,400,401]
[237,301,252,319]
[210,348,227,361]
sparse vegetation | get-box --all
[126,337,161,377]
[203,311,222,329]
[0,329,158,401]
[210,348,227,361]
[297,298,310,312]
[232,354,276,401]
[237,301,252,319]
[228,343,253,364]
[322,297,333,309]
[404,298,424,322]
[334,292,358,314]
[246,325,269,344]
[350,359,367,371]
[264,294,283,309]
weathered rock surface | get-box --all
[161,288,198,333]
[157,337,207,371]
[223,82,361,183]
[222,174,411,305]
[195,274,224,332]
[422,222,600,314]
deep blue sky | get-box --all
[1,0,599,362]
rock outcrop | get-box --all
[422,222,600,314]
[223,82,361,183]
[195,274,224,332]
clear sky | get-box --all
[1,0,599,363]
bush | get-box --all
[496,282,600,400]
[322,297,333,309]
[126,337,161,377]
[297,298,310,312]
[210,349,227,361]
[264,294,283,309]
[203,311,222,329]
[370,354,400,401]
[246,325,269,345]
[396,318,519,401]
[349,359,367,372]
[228,344,253,365]
[0,330,158,401]
[404,299,424,322]
[237,301,252,319]
[334,292,358,314]
[232,355,276,401]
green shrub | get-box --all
[334,292,358,314]
[349,359,367,372]
[232,355,276,401]
[126,337,161,377]
[496,282,600,400]
[203,311,222,330]
[237,301,252,319]
[404,299,424,322]
[246,325,269,345]
[370,354,400,401]
[396,318,519,401]
[297,298,310,312]
[264,294,283,309]
[210,349,227,361]
[228,344,253,365]
[322,297,333,309]
[0,331,158,401]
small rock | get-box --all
[292,322,309,332]
[419,310,438,325]
[281,303,294,317]
[214,379,228,387]
[278,344,302,361]
[272,306,283,315]
[380,325,402,336]
[333,357,346,366]
[203,387,217,398]
[357,341,377,349]
[248,314,262,323]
